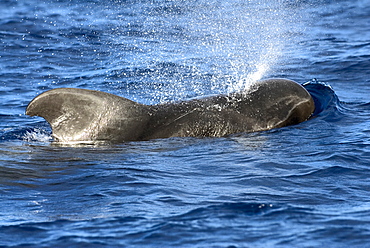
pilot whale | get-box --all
[26,78,315,143]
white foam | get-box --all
[22,128,52,143]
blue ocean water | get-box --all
[1,0,370,247]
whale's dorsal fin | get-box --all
[26,88,150,142]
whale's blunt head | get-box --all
[237,78,315,131]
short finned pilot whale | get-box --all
[26,78,315,143]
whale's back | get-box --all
[26,79,315,143]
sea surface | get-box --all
[1,0,370,247]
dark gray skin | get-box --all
[26,78,315,143]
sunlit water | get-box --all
[1,0,370,247]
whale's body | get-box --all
[26,79,315,143]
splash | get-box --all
[23,128,52,143]
[183,0,302,94]
[231,41,284,92]
[112,0,304,102]
[218,0,294,93]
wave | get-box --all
[6,202,367,247]
[302,79,341,118]
[0,202,302,247]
